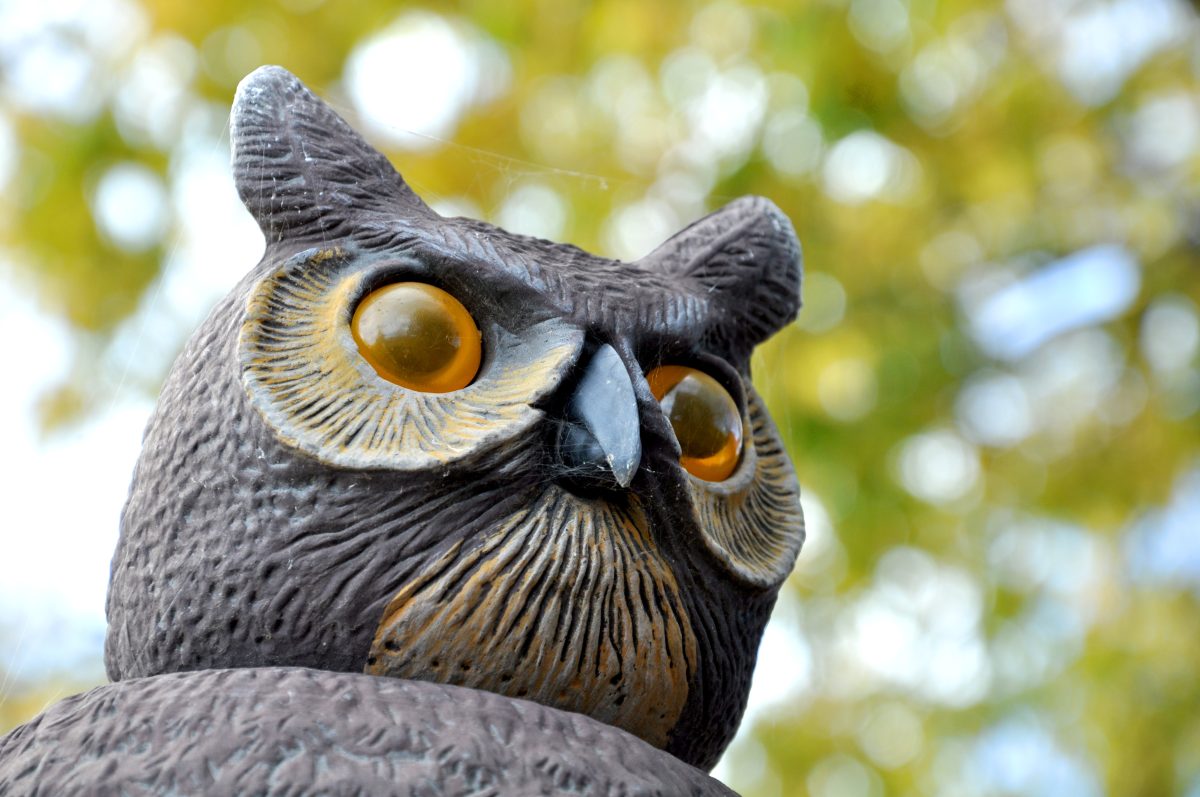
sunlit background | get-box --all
[1,0,1198,794]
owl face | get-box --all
[105,66,804,770]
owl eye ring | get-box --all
[646,365,744,482]
[351,282,483,393]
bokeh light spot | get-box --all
[896,429,981,505]
[346,12,509,150]
[849,0,910,53]
[792,491,848,594]
[763,108,824,180]
[956,370,1034,447]
[823,131,921,204]
[818,357,877,422]
[91,163,169,252]
[808,753,881,797]
[1125,91,1200,172]
[795,271,847,333]
[1140,294,1199,373]
[495,183,568,242]
[603,198,678,260]
[113,35,198,149]
[858,702,925,769]
[0,113,14,190]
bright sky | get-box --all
[0,285,148,674]
[0,138,263,678]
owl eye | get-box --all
[646,365,744,482]
[351,282,482,393]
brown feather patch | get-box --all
[367,487,698,749]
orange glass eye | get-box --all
[351,282,482,393]
[646,365,743,482]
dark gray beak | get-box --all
[556,344,642,489]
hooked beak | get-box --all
[556,344,642,490]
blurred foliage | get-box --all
[0,669,102,743]
[2,0,1200,795]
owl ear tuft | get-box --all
[640,196,802,357]
[230,66,434,245]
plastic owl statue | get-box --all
[0,66,804,795]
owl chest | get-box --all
[366,485,698,749]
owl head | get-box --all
[105,66,804,770]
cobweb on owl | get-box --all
[240,88,811,779]
[2,65,806,795]
[301,105,795,502]
[0,74,667,731]
[223,84,800,501]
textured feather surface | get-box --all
[0,668,733,796]
[102,64,808,773]
[368,487,697,748]
[231,66,433,244]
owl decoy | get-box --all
[15,65,804,787]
